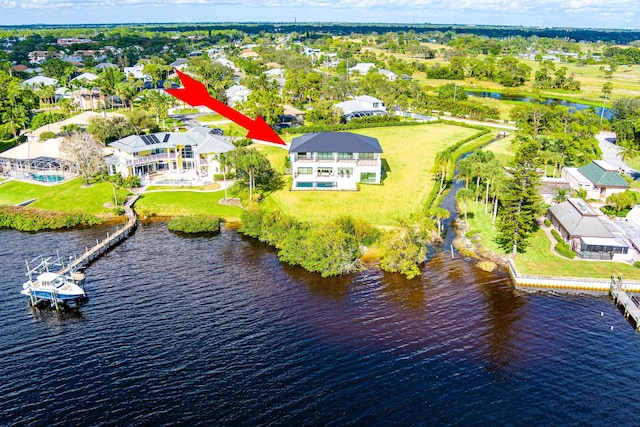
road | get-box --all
[595,130,640,180]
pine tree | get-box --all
[496,137,544,256]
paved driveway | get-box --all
[596,131,640,180]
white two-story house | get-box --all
[289,132,383,190]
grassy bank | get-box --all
[465,201,640,280]
[134,190,243,222]
[516,229,640,280]
[0,178,122,217]
[262,123,480,226]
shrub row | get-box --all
[168,214,222,233]
[555,241,576,259]
[282,116,421,135]
[423,127,491,212]
[0,206,101,232]
[550,228,562,242]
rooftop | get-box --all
[578,161,629,188]
[289,132,383,154]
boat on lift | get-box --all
[20,254,86,308]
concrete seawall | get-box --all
[507,260,640,293]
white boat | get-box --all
[21,272,86,303]
[20,254,87,308]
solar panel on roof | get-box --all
[150,135,160,144]
[140,135,151,145]
[162,134,170,143]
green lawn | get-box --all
[485,133,516,165]
[465,201,502,254]
[196,113,224,123]
[0,178,120,217]
[515,228,640,280]
[262,124,480,226]
[465,201,640,280]
[134,190,243,222]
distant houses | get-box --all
[225,84,250,107]
[334,95,387,121]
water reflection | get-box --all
[474,267,526,375]
[379,271,428,313]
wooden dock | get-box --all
[610,275,640,331]
[59,193,140,276]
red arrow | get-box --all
[165,70,286,145]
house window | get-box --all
[297,152,309,160]
[338,168,353,176]
[181,145,193,159]
[150,148,164,155]
[338,152,353,160]
[360,172,377,183]
[317,152,333,160]
[359,153,374,159]
[297,167,312,175]
[317,167,333,176]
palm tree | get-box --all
[456,188,474,231]
[553,188,569,204]
[432,150,452,196]
[216,152,232,202]
[574,187,588,201]
[431,207,450,234]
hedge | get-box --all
[555,241,576,259]
[167,214,222,233]
[0,206,102,231]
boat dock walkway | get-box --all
[59,193,140,276]
[610,275,640,331]
[508,260,640,331]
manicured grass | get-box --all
[173,108,200,114]
[625,156,640,171]
[196,113,224,122]
[0,178,120,217]
[485,133,516,165]
[134,190,243,222]
[516,228,640,280]
[254,144,290,174]
[466,202,640,280]
[263,124,480,226]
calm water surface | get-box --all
[1,223,639,426]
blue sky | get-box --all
[0,0,637,29]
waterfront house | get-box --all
[288,132,383,191]
[561,160,629,200]
[547,198,632,261]
[106,126,235,183]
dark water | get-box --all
[1,222,639,426]
[466,91,612,120]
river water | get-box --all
[1,219,640,426]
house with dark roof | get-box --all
[547,198,632,260]
[288,132,383,190]
[106,126,235,183]
[561,160,629,200]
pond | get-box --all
[466,90,612,120]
